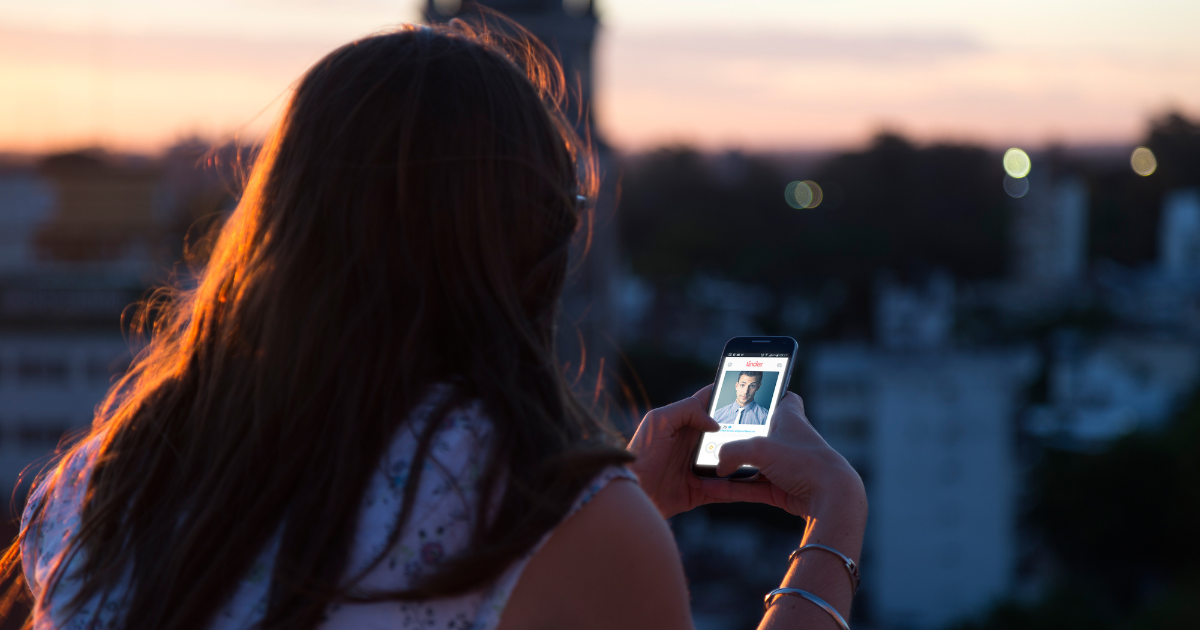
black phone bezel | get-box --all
[691,336,799,481]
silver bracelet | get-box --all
[789,543,861,594]
[764,588,850,629]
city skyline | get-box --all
[1,0,1198,154]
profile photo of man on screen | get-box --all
[713,371,768,425]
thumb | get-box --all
[668,396,720,434]
[715,436,775,477]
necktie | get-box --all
[735,407,744,424]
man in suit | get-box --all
[712,371,768,425]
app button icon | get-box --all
[705,443,716,452]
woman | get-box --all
[3,20,866,630]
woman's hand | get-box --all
[703,392,867,536]
[628,389,867,630]
[628,387,866,539]
[626,386,722,519]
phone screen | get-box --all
[694,352,791,467]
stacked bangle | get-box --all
[763,588,850,630]
[765,544,859,627]
[788,543,861,594]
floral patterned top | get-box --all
[21,387,635,630]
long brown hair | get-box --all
[1,17,630,630]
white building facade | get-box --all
[1010,176,1088,287]
[809,345,1037,629]
[0,333,131,485]
[0,159,164,496]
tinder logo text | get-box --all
[745,360,763,367]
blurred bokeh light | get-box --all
[784,180,823,209]
[802,180,823,208]
[785,180,812,209]
[1002,147,1031,178]
[1003,173,1030,197]
[1131,146,1158,176]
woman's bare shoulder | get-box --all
[496,478,694,630]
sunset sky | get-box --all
[1,0,1198,154]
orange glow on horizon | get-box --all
[2,5,1199,155]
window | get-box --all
[18,355,70,385]
[4,420,71,447]
[86,356,126,384]
[832,417,870,441]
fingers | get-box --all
[645,394,719,435]
[695,477,779,506]
[778,392,809,423]
[714,436,778,477]
[769,394,830,445]
[690,384,714,410]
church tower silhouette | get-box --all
[425,0,623,422]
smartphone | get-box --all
[691,336,799,481]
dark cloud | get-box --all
[607,28,985,66]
